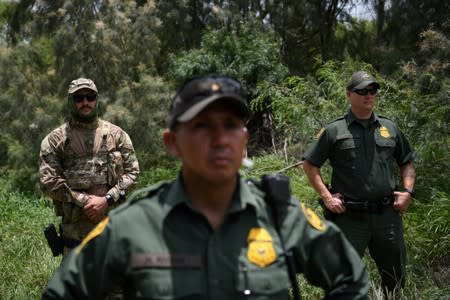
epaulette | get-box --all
[128,181,170,204]
[246,178,265,197]
[327,115,346,125]
[377,114,393,121]
[247,174,292,205]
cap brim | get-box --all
[68,86,98,94]
[177,93,249,123]
[353,81,380,90]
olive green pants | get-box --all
[333,206,406,292]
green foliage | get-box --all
[168,20,288,92]
[138,163,180,188]
[50,0,161,93]
[251,60,376,155]
[104,74,173,170]
[0,190,61,298]
[406,191,450,267]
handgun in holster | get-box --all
[318,184,337,221]
[44,223,63,257]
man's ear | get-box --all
[346,90,351,99]
[243,126,249,144]
[163,129,180,157]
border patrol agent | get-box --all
[39,78,140,255]
[42,75,368,299]
[303,71,416,295]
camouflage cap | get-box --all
[68,78,98,94]
[168,75,250,129]
[346,71,380,90]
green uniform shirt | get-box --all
[303,110,415,201]
[43,175,368,299]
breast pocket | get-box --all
[130,268,204,300]
[375,137,396,163]
[235,256,290,299]
[334,135,361,169]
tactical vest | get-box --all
[62,121,110,190]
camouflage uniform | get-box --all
[39,78,139,251]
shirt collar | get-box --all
[230,176,260,212]
[345,109,379,126]
[164,173,259,213]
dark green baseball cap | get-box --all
[346,71,380,90]
[168,75,250,129]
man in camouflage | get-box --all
[39,77,139,255]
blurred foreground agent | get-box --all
[39,77,139,256]
[303,71,416,296]
[42,75,368,299]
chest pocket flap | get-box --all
[375,136,396,148]
[336,134,360,150]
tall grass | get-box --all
[0,191,61,299]
[1,156,449,299]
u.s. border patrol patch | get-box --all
[316,128,325,139]
[247,227,276,267]
[301,203,326,231]
[76,217,110,254]
[379,126,390,138]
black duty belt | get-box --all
[343,195,395,213]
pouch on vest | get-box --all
[108,151,124,187]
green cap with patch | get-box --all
[168,75,250,129]
[346,71,380,90]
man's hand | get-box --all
[83,195,108,222]
[324,193,346,214]
[392,191,412,214]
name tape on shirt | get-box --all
[131,253,202,268]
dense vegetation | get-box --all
[0,0,448,299]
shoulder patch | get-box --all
[76,217,110,254]
[128,181,170,203]
[315,128,325,139]
[377,114,393,121]
[301,203,326,232]
[327,115,345,124]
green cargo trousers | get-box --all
[332,206,406,293]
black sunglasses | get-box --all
[352,88,378,96]
[72,93,97,103]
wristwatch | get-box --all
[404,188,415,197]
[105,194,114,206]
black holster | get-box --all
[318,198,336,220]
[44,223,63,257]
